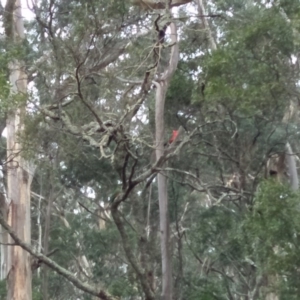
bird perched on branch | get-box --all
[164,127,184,147]
[169,130,179,144]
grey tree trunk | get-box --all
[0,186,7,280]
[154,22,179,300]
[4,1,34,299]
[42,179,54,300]
[196,0,217,51]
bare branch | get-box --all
[131,0,192,10]
[111,203,155,300]
[0,213,118,300]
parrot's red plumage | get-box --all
[169,130,179,144]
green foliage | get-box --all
[0,57,27,115]
[4,0,299,299]
[0,136,5,162]
[190,204,243,263]
[183,203,245,298]
[32,290,42,300]
[166,62,194,107]
[246,181,300,272]
[183,179,300,298]
[0,52,10,116]
[0,73,10,108]
[278,0,300,16]
[165,62,197,130]
[60,142,118,186]
[49,217,80,268]
[244,181,300,297]
[0,280,7,298]
[183,276,227,300]
[108,277,138,298]
[199,7,294,115]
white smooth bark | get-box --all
[285,143,298,191]
[4,1,34,299]
[155,22,179,300]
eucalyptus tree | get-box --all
[1,1,35,299]
[1,0,300,299]
[174,1,300,299]
[2,0,194,299]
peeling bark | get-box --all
[4,1,34,299]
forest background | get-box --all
[1,0,300,299]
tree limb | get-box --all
[111,203,155,300]
[131,0,192,10]
[0,212,119,300]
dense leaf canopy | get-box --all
[1,0,300,299]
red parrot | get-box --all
[169,130,179,144]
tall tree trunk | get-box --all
[154,22,179,300]
[0,122,7,279]
[4,1,34,299]
[42,174,54,300]
[196,0,217,51]
[0,187,7,280]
